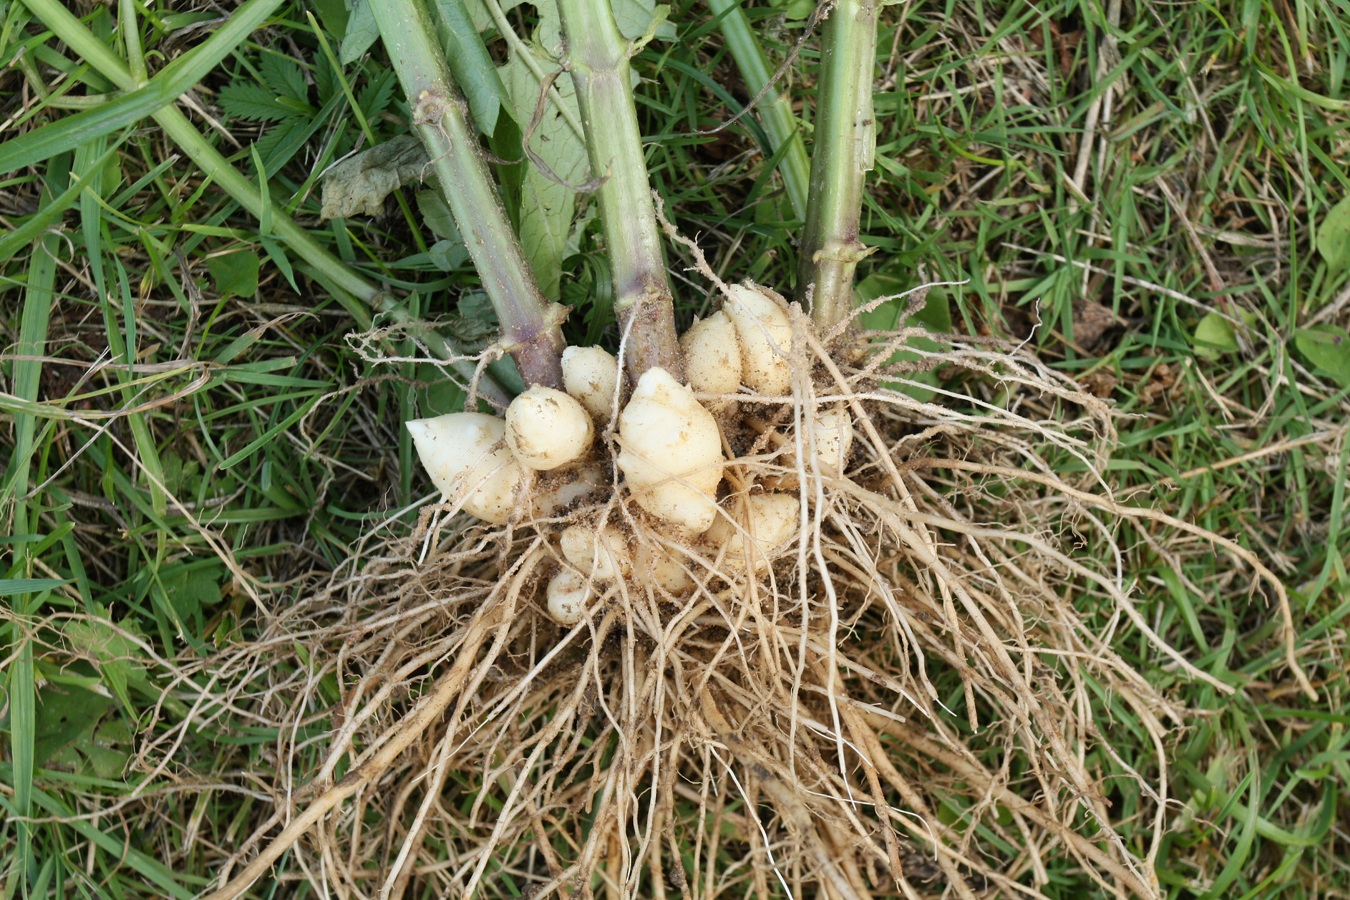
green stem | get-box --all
[795,0,879,331]
[558,0,683,382]
[371,0,567,389]
[20,0,512,406]
[707,0,811,220]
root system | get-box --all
[195,296,1305,900]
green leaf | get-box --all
[207,250,261,298]
[314,46,343,105]
[61,618,150,719]
[856,273,950,332]
[429,239,471,271]
[1193,312,1238,360]
[454,291,500,341]
[1317,195,1350,274]
[435,0,517,135]
[415,362,469,415]
[260,236,298,292]
[460,0,528,31]
[261,53,308,102]
[255,114,320,173]
[162,566,224,633]
[356,68,398,120]
[775,0,816,19]
[340,0,380,64]
[33,680,112,771]
[416,188,462,242]
[310,0,351,39]
[321,135,429,219]
[1294,326,1350,387]
[612,0,676,41]
[85,719,134,780]
[500,47,587,300]
[218,82,296,122]
[855,274,951,403]
[0,578,68,597]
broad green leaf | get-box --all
[456,291,501,340]
[62,618,150,718]
[415,362,469,416]
[162,566,224,633]
[1294,326,1350,387]
[856,273,951,332]
[612,0,675,41]
[85,719,134,780]
[310,0,351,38]
[340,0,380,64]
[416,188,462,242]
[429,240,471,271]
[321,135,429,219]
[775,0,816,20]
[33,680,112,771]
[857,274,905,331]
[207,250,261,298]
[461,0,527,33]
[533,0,564,56]
[436,0,517,135]
[1193,311,1238,360]
[500,47,587,300]
[1317,195,1350,274]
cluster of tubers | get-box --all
[406,283,853,625]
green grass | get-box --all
[2,0,1348,896]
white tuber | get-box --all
[723,283,793,396]
[635,542,695,594]
[812,404,854,475]
[616,367,724,533]
[560,524,631,581]
[562,346,621,425]
[406,413,524,524]
[533,463,604,517]
[506,386,594,471]
[546,569,593,625]
[680,311,742,396]
[706,492,800,570]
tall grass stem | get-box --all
[795,0,878,331]
[558,0,684,382]
[372,0,567,389]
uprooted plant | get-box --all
[195,1,1315,898]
